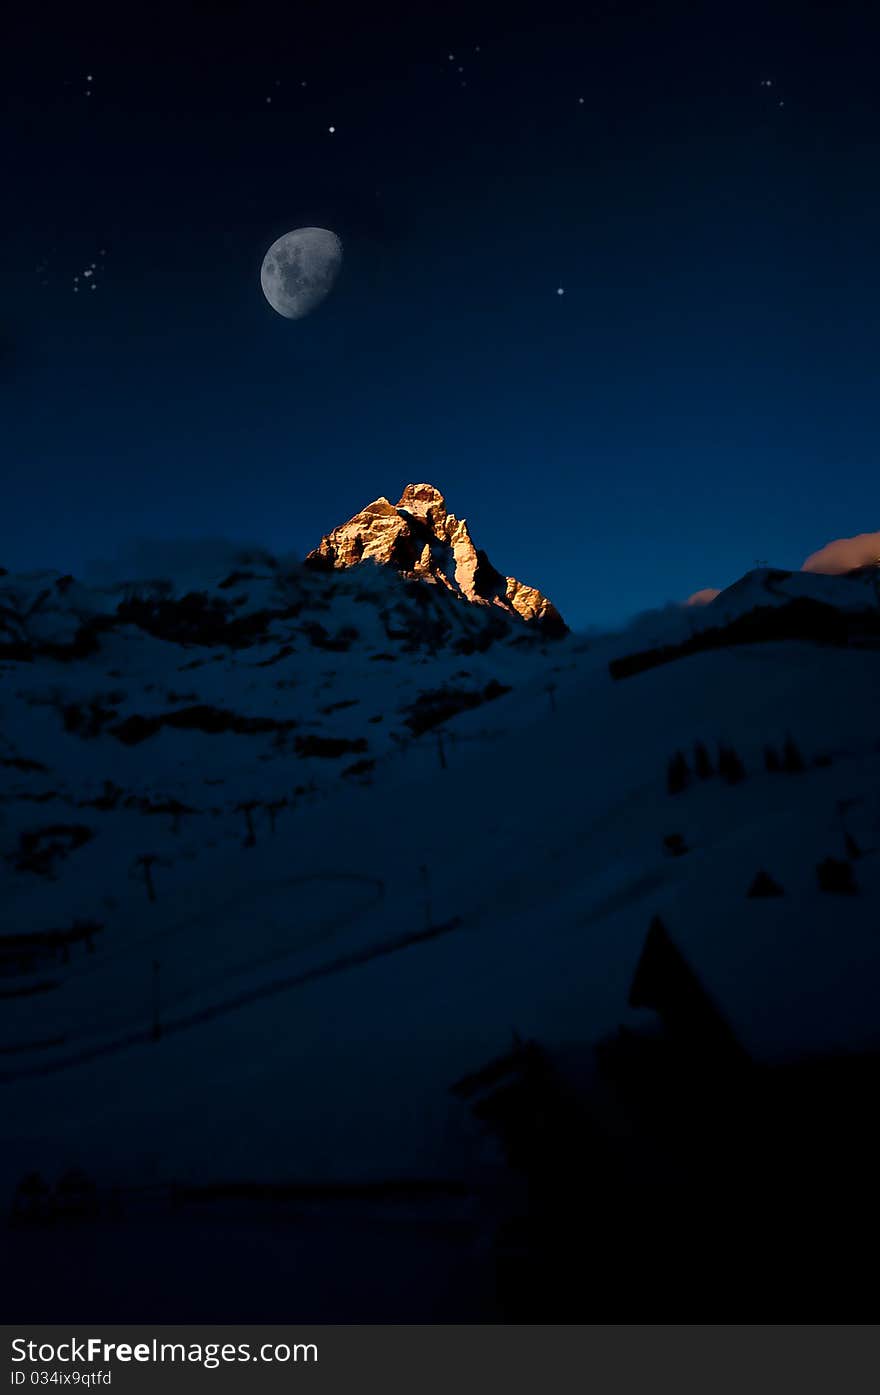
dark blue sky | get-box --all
[5,0,880,628]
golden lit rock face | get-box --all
[307,483,567,635]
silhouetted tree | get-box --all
[844,831,862,860]
[764,744,781,773]
[663,833,688,858]
[55,1168,98,1220]
[782,735,805,774]
[817,857,858,895]
[718,744,746,784]
[667,751,691,795]
[693,741,713,780]
[747,868,784,898]
[11,1172,52,1225]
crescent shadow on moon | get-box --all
[260,227,343,320]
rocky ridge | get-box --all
[307,484,567,637]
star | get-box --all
[328,125,336,133]
[556,287,565,296]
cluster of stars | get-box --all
[33,250,109,294]
[262,78,308,106]
[760,77,785,108]
[260,76,330,130]
[85,72,94,99]
[71,249,107,294]
[446,46,480,89]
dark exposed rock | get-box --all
[79,781,124,810]
[115,593,282,649]
[295,734,369,758]
[11,824,94,877]
[403,678,512,736]
[611,597,880,681]
[0,614,113,663]
[109,705,299,745]
[301,621,359,651]
[0,918,103,966]
[343,758,376,779]
[0,755,48,773]
[217,570,257,590]
[254,644,295,667]
[61,697,121,738]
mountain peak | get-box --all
[307,485,566,635]
[396,483,447,519]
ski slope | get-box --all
[3,553,880,1206]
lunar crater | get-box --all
[260,227,343,320]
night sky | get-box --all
[5,0,880,629]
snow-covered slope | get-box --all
[0,546,562,940]
[3,550,880,1316]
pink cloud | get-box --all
[802,532,880,575]
[685,588,721,607]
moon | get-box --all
[260,227,343,320]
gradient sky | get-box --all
[5,0,880,629]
